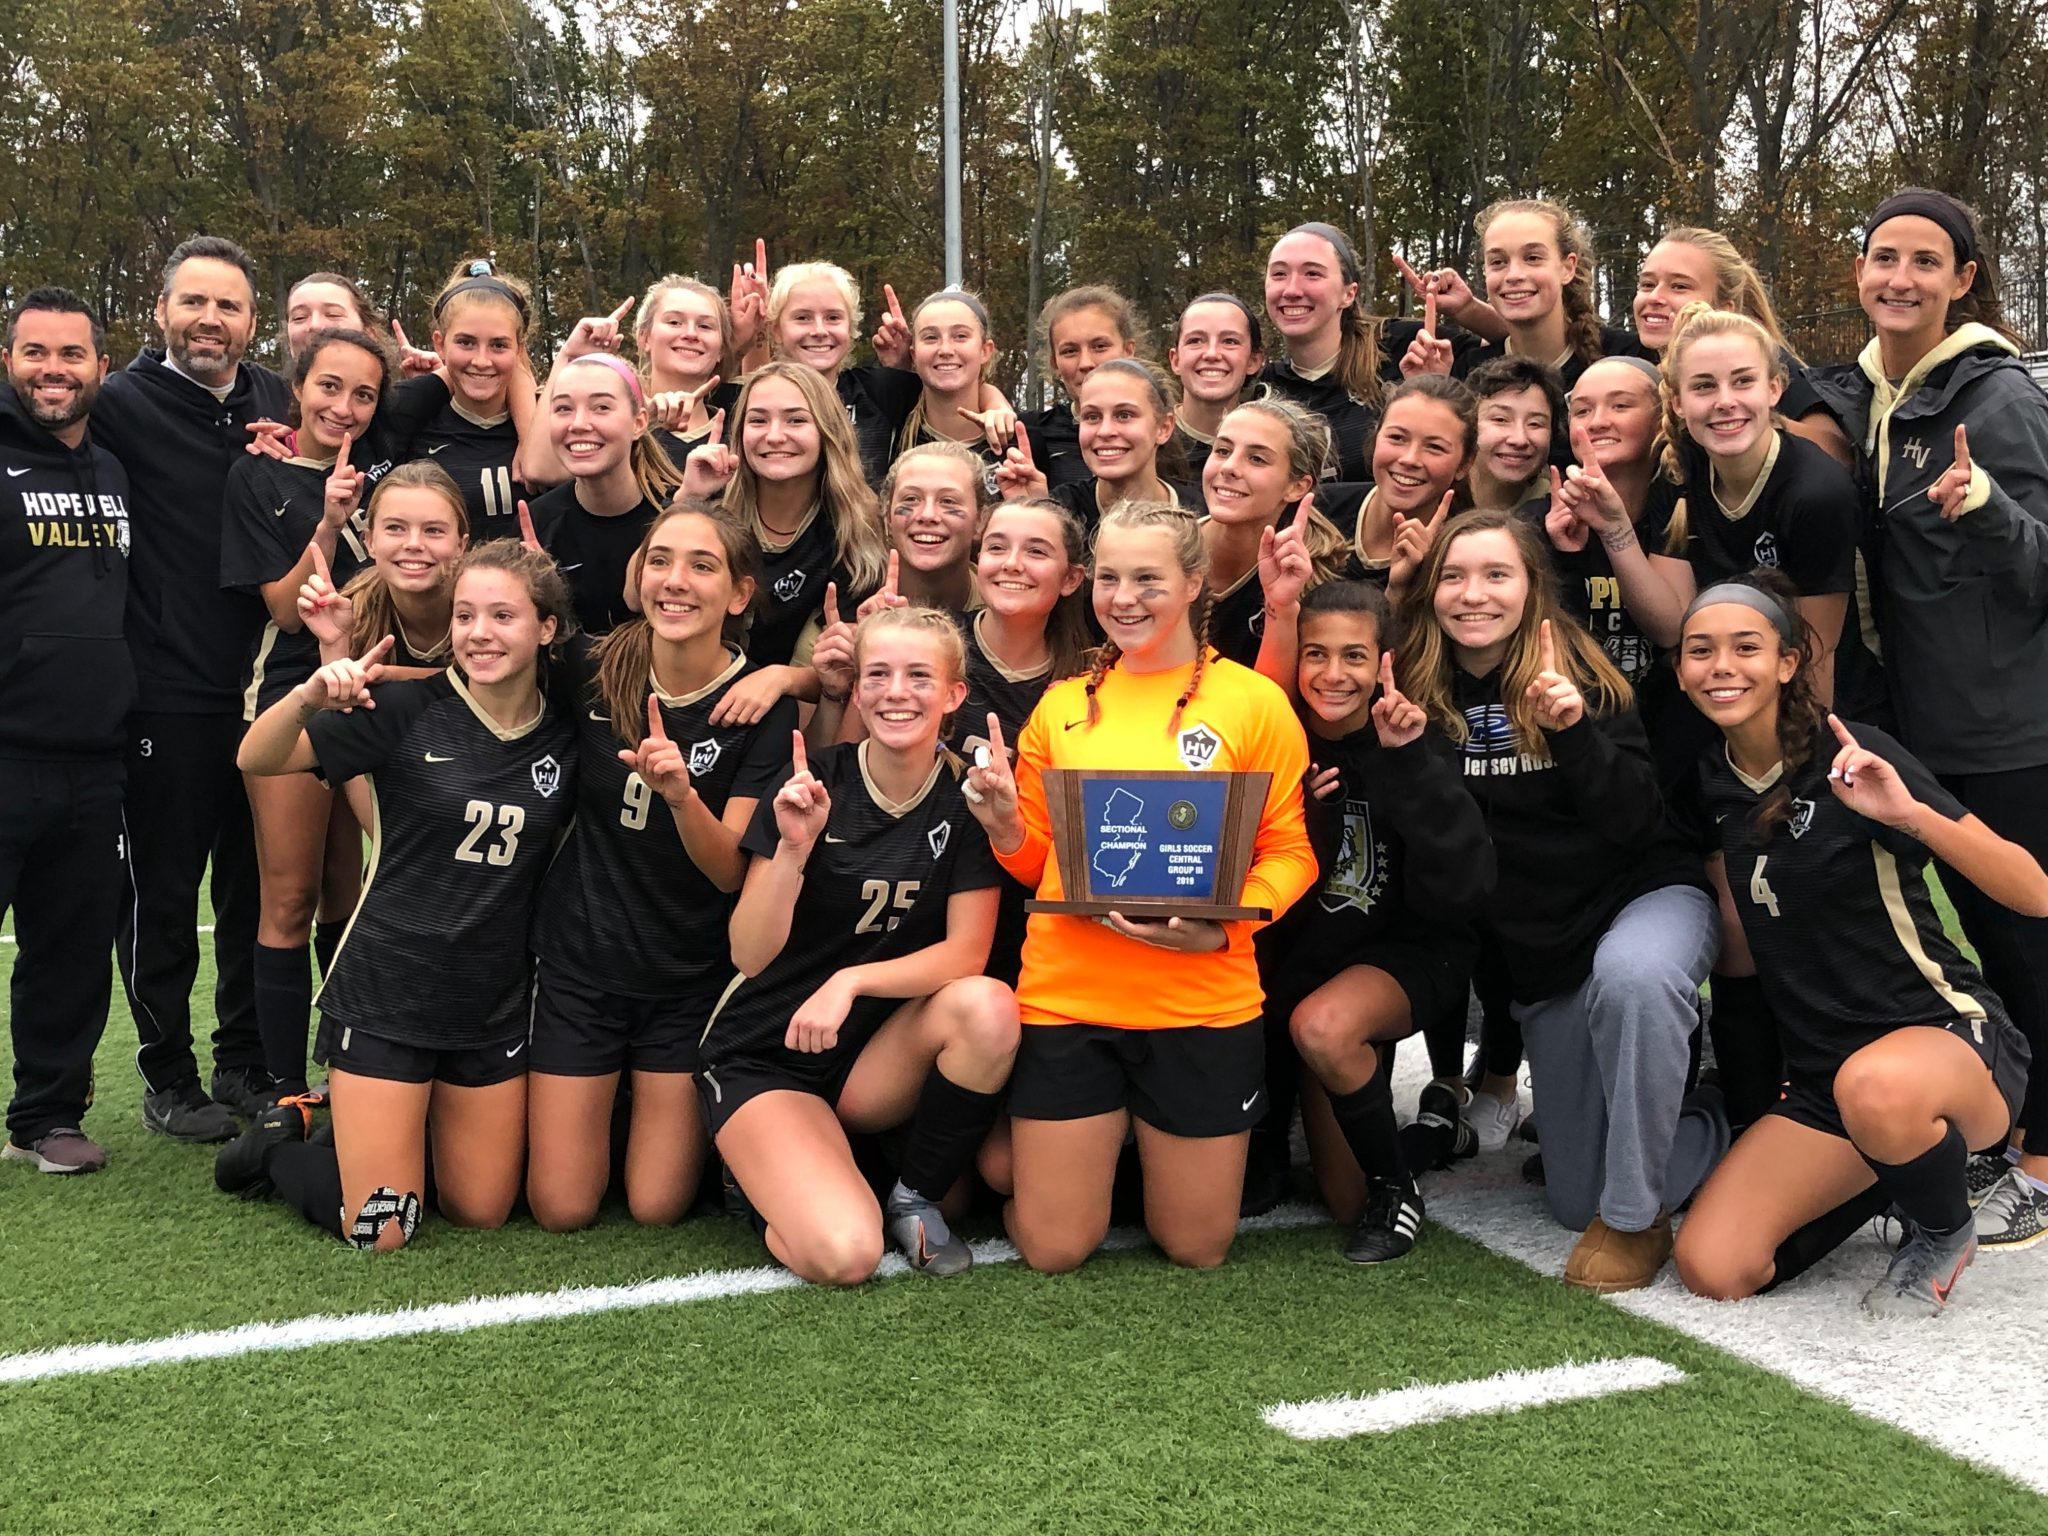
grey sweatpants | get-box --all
[1513,883,1726,1234]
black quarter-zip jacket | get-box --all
[0,384,135,756]
[92,348,288,714]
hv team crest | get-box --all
[1177,724,1222,770]
[688,738,722,777]
[928,821,952,859]
[773,568,808,603]
[1788,797,1816,839]
[532,755,562,798]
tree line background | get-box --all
[3,0,2043,403]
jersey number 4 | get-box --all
[455,800,525,867]
[856,878,920,934]
[1748,855,1781,918]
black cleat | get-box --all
[142,1081,240,1144]
[210,1065,277,1121]
[1398,1081,1478,1174]
[213,1096,314,1199]
[1345,1180,1424,1264]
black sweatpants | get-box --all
[1,757,125,1143]
[116,711,262,1092]
[1937,763,2048,1157]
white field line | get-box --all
[1263,1355,1686,1440]
[0,1203,1323,1387]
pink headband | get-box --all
[565,351,644,408]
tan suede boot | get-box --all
[1563,1212,1673,1293]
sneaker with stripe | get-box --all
[1345,1179,1424,1264]
[1973,1168,2048,1251]
[1861,1220,1975,1319]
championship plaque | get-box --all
[1025,769,1273,922]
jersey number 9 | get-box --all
[456,799,526,867]
[621,773,652,831]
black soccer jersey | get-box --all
[387,374,530,544]
[1175,423,1215,488]
[1258,357,1381,482]
[701,742,1001,1065]
[1645,430,1857,597]
[528,480,661,637]
[1049,476,1204,533]
[740,499,851,667]
[839,365,923,487]
[1201,489,1366,666]
[531,638,798,1000]
[307,671,578,1047]
[949,610,1057,756]
[220,451,386,717]
[1699,720,2015,1083]
[1021,401,1089,492]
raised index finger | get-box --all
[884,283,905,323]
[706,408,725,447]
[1379,648,1396,694]
[310,541,331,581]
[610,296,636,325]
[1539,617,1558,674]
[1571,420,1598,468]
[332,430,354,471]
[1393,253,1426,297]
[823,580,841,628]
[392,320,412,351]
[1012,420,1034,465]
[1826,712,1859,752]
[755,238,769,280]
[986,712,1007,765]
[789,728,808,778]
[883,549,900,597]
[646,691,670,742]
[1429,489,1452,528]
[1423,285,1438,337]
[1954,424,1972,475]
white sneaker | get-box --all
[1464,1088,1522,1153]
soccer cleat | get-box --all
[1965,1152,2015,1209]
[1861,1220,1975,1319]
[1465,1087,1522,1153]
[142,1081,240,1144]
[210,1066,276,1121]
[1973,1168,2048,1251]
[1398,1081,1478,1174]
[2,1128,108,1175]
[212,1096,315,1199]
[1344,1180,1424,1264]
[885,1181,972,1277]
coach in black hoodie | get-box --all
[0,289,133,1174]
[92,236,289,1142]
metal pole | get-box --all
[943,0,963,287]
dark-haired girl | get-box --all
[1401,508,1724,1292]
[1340,375,1475,599]
[227,542,579,1249]
[526,353,682,637]
[527,505,795,1230]
[1021,286,1143,493]
[1465,357,1563,513]
[1809,189,2048,1245]
[963,501,1317,1273]
[1671,578,2045,1312]
[220,327,396,1101]
[1169,293,1265,483]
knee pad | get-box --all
[346,1186,422,1251]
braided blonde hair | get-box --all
[1083,500,1212,736]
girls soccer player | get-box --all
[1809,189,2048,1245]
[1340,375,1474,596]
[220,327,395,1101]
[1021,286,1143,492]
[1670,579,2044,1312]
[231,541,578,1249]
[1199,396,1350,666]
[699,606,1020,1283]
[635,275,735,464]
[525,353,682,636]
[526,505,795,1230]
[280,273,381,366]
[961,501,1318,1273]
[894,289,1013,497]
[999,359,1197,522]
[1169,293,1265,483]
[299,462,469,677]
[682,361,890,680]
[1256,580,1494,1260]
[1402,508,1724,1291]
[1465,357,1563,512]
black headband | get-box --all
[1862,194,1976,266]
[1685,581,1793,640]
[434,275,529,321]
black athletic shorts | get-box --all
[1768,1015,2029,1149]
[328,1021,529,1088]
[696,1012,888,1138]
[529,962,709,1077]
[1266,936,1475,1045]
[1007,1019,1264,1138]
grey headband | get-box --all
[1685,581,1793,639]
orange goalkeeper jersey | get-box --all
[995,653,1315,1029]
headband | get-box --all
[434,274,529,321]
[565,351,645,408]
[1685,581,1793,640]
[1862,194,1977,266]
[1578,354,1662,390]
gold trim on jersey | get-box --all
[451,668,547,741]
[1202,544,1260,605]
[243,623,282,723]
[756,501,821,554]
[1725,747,1784,794]
[284,454,335,471]
[1872,843,1987,1022]
[1350,487,1393,573]
[313,775,381,1011]
[395,616,452,664]
[448,396,511,430]
[699,969,748,1047]
[857,740,944,817]
[652,646,746,707]
[1095,479,1180,520]
[971,611,1052,684]
[1177,418,1216,448]
[1709,428,1782,522]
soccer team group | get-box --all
[4,183,2046,1321]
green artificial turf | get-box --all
[0,888,2038,1535]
